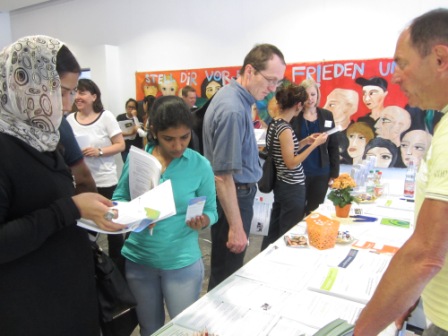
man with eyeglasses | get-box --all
[203,43,286,290]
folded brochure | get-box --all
[77,180,176,234]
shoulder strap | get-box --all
[191,95,215,155]
[266,119,290,158]
[266,121,276,158]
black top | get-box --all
[59,117,83,167]
[117,113,144,151]
[291,107,340,178]
[0,133,100,335]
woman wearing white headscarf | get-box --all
[0,35,122,335]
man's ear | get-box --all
[246,64,252,77]
[433,45,448,70]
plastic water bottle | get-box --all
[366,170,375,198]
[403,161,416,198]
[374,170,382,185]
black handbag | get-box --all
[258,122,277,193]
[91,242,137,323]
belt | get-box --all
[235,183,256,190]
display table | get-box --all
[152,188,417,336]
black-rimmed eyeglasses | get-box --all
[252,65,283,88]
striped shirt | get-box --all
[266,119,305,185]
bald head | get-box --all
[323,88,359,130]
[374,105,411,146]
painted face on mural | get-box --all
[400,129,432,168]
[323,89,358,130]
[267,97,279,119]
[159,79,178,96]
[347,132,367,163]
[374,106,411,146]
[143,84,158,97]
[205,81,222,99]
[365,147,394,168]
[362,85,387,112]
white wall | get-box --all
[0,12,12,49]
[6,0,447,114]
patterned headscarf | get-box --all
[0,35,64,152]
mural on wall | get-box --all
[136,58,440,169]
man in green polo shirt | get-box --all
[355,8,448,336]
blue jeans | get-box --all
[208,184,257,291]
[261,180,306,250]
[125,258,204,336]
[423,324,448,336]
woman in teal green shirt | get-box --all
[113,96,217,336]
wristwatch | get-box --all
[98,148,103,157]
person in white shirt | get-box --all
[67,78,125,263]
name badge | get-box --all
[324,120,333,128]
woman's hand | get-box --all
[72,193,124,232]
[82,146,101,158]
[186,215,210,231]
[305,133,319,145]
[308,132,328,146]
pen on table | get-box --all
[400,198,415,202]
[150,227,153,236]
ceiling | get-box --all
[0,0,53,12]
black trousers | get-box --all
[97,185,124,267]
[261,180,306,251]
[304,173,330,215]
[96,185,137,336]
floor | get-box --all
[99,227,264,336]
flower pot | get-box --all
[335,203,351,218]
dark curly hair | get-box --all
[275,84,308,110]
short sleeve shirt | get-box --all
[418,105,448,330]
[66,110,122,188]
[202,79,261,183]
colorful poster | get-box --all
[136,58,437,169]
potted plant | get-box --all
[327,173,357,217]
